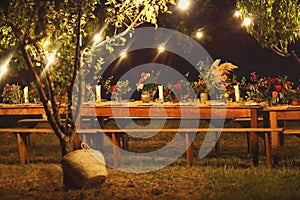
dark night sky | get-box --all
[105,0,300,85]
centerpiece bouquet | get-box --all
[136,70,161,101]
[240,72,294,104]
[1,83,23,104]
[198,59,238,100]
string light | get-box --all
[158,44,165,53]
[45,51,57,70]
[195,29,204,39]
[234,10,241,18]
[0,54,13,78]
[93,33,102,43]
[177,0,190,10]
[242,17,252,26]
[120,50,127,59]
[0,61,8,78]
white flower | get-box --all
[137,83,144,91]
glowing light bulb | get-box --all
[178,0,190,10]
[242,17,252,26]
[234,10,241,18]
[120,50,127,59]
[93,33,102,43]
[45,51,57,69]
[158,44,165,53]
[0,62,8,78]
[196,30,204,39]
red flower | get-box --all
[275,84,282,92]
[30,89,35,93]
[163,89,168,95]
[255,85,259,90]
[110,85,117,93]
[271,77,279,85]
[251,72,257,76]
[174,83,182,90]
[272,91,278,98]
[41,84,45,89]
[62,89,67,96]
[91,85,96,91]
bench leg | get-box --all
[279,133,285,160]
[16,133,30,165]
[112,133,121,168]
[28,133,37,148]
[122,134,128,151]
[264,133,272,167]
[214,133,220,154]
[249,131,259,166]
[185,133,193,166]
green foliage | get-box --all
[236,0,300,56]
[0,0,175,156]
[1,83,23,104]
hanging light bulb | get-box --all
[242,17,252,26]
[177,0,190,10]
[158,44,165,53]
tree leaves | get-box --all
[236,0,300,58]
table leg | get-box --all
[269,111,279,166]
[250,109,259,166]
[185,133,193,166]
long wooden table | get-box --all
[263,106,300,166]
[0,102,263,166]
[79,101,262,166]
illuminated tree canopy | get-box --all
[236,0,300,63]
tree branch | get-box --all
[291,50,300,65]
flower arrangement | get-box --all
[110,80,132,101]
[191,75,208,97]
[1,83,23,104]
[136,70,161,94]
[197,59,238,98]
[239,72,294,104]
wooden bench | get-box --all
[77,127,284,167]
[17,118,50,148]
[0,128,54,165]
[0,126,284,166]
[276,128,300,161]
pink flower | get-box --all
[174,83,182,90]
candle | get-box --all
[23,86,29,103]
[158,85,164,102]
[233,84,240,102]
[96,85,101,102]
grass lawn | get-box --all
[0,120,300,200]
